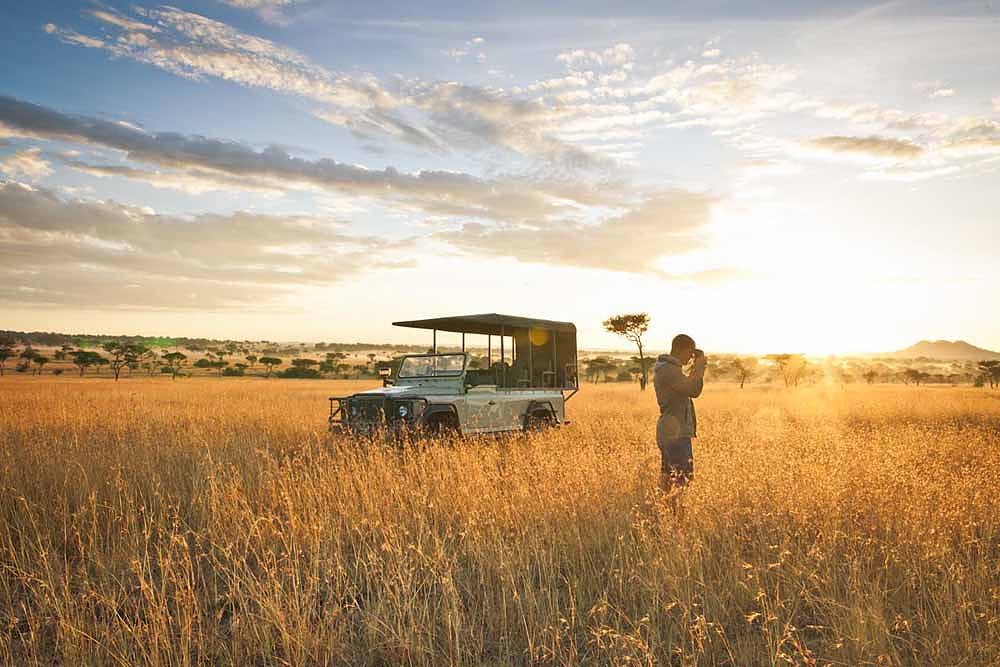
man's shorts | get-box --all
[659,437,694,482]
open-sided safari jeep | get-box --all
[329,314,579,439]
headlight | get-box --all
[398,404,409,418]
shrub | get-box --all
[278,366,321,379]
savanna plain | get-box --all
[2,377,999,666]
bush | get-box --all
[222,367,245,377]
[278,366,321,379]
[51,368,63,376]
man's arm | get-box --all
[668,357,706,398]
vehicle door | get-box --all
[463,387,507,433]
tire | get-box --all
[423,413,460,439]
[525,410,554,433]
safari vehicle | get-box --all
[328,314,579,438]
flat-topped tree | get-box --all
[0,344,14,377]
[71,350,106,377]
[730,357,758,389]
[603,313,651,390]
[102,341,146,381]
[161,351,187,380]
[31,356,49,375]
[977,360,999,388]
[766,354,808,387]
[259,357,282,378]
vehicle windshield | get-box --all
[397,354,466,378]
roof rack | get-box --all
[392,313,576,336]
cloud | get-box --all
[557,43,634,69]
[218,0,294,7]
[90,9,157,32]
[215,0,299,25]
[435,190,715,275]
[43,23,105,49]
[702,48,721,58]
[0,182,403,309]
[802,135,925,161]
[42,7,595,168]
[0,95,624,222]
[912,80,955,99]
[0,147,53,181]
[441,36,487,62]
[64,161,286,195]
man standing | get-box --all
[653,334,706,495]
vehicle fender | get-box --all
[420,403,460,425]
[523,399,559,428]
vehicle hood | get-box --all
[352,383,457,398]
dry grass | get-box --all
[1,376,999,665]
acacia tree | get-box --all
[602,313,651,390]
[140,348,159,376]
[32,355,49,375]
[161,351,187,380]
[102,341,145,381]
[259,357,282,378]
[766,354,808,387]
[0,345,14,377]
[71,350,106,377]
[731,357,758,389]
[20,347,38,366]
[977,360,999,388]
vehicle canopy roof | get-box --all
[392,313,576,337]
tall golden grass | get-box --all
[1,376,998,665]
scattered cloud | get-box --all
[0,95,624,222]
[43,23,105,49]
[0,147,52,181]
[802,135,925,161]
[0,181,404,309]
[42,8,599,168]
[441,36,487,62]
[215,0,300,25]
[90,9,157,32]
[557,43,634,69]
[436,190,715,275]
[702,48,721,58]
[913,80,955,99]
[64,161,287,195]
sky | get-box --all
[0,0,998,354]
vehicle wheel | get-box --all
[525,410,554,432]
[423,414,459,439]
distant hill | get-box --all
[882,340,1000,361]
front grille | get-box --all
[351,398,384,424]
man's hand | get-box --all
[692,349,707,372]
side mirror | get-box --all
[378,367,393,386]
